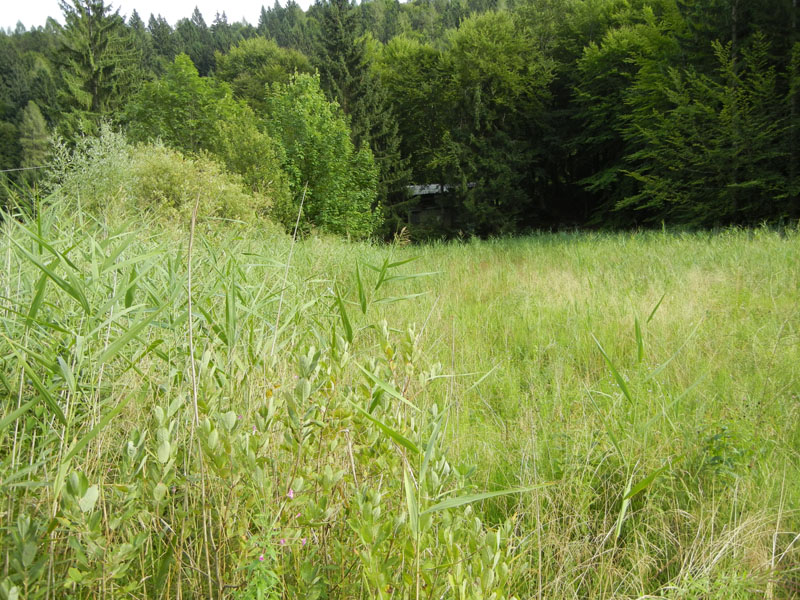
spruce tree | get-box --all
[18,100,49,184]
[56,0,141,136]
[148,14,177,64]
[315,0,409,216]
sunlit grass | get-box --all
[1,201,798,599]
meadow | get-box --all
[1,200,799,599]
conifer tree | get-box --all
[56,0,141,135]
[18,100,49,184]
[148,14,177,64]
[315,0,409,212]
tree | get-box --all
[264,72,380,237]
[211,12,238,54]
[435,11,554,233]
[127,9,159,76]
[174,8,214,75]
[214,37,313,113]
[56,0,141,135]
[0,121,20,171]
[148,14,177,65]
[18,100,50,184]
[315,0,409,213]
[622,35,790,224]
[125,54,291,210]
[126,53,241,153]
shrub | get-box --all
[46,126,275,225]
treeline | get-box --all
[1,0,799,236]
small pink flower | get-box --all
[301,537,307,546]
[252,425,257,433]
[258,554,265,562]
[279,538,287,545]
[295,512,301,518]
[237,414,243,420]
[287,489,294,499]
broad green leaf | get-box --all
[78,485,99,513]
[221,411,237,432]
[153,482,168,503]
[157,440,171,464]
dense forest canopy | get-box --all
[1,0,799,236]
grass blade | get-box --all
[422,483,554,514]
[592,334,633,403]
[26,272,48,330]
[614,474,633,541]
[96,302,170,365]
[647,292,666,324]
[623,457,681,501]
[1,331,66,425]
[420,414,443,487]
[634,317,644,364]
[0,398,38,435]
[404,467,419,535]
[356,363,419,412]
[355,263,367,314]
[334,285,353,344]
[349,400,421,455]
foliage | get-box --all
[46,127,274,223]
[264,73,380,237]
[315,0,410,213]
[2,0,800,232]
[18,101,50,183]
[124,54,292,213]
[214,37,313,113]
[1,200,799,598]
[622,34,792,224]
[55,0,142,137]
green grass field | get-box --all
[2,203,799,599]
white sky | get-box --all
[2,1,314,31]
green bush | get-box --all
[46,127,275,225]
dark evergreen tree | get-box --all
[18,100,49,184]
[148,14,177,64]
[55,0,141,136]
[211,12,238,54]
[127,9,159,76]
[315,0,409,215]
[174,8,214,75]
[622,35,791,224]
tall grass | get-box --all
[1,198,799,599]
